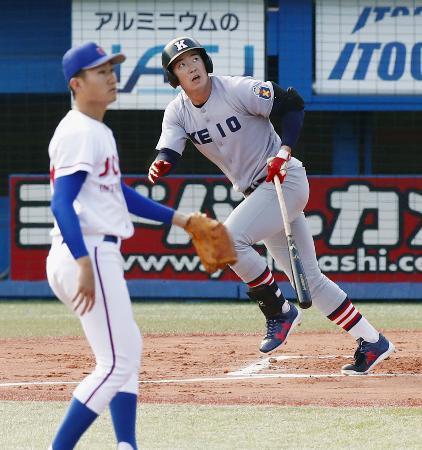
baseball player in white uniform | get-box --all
[149,37,395,375]
[46,42,197,450]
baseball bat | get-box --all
[274,176,312,309]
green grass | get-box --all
[0,300,420,338]
[0,402,421,449]
[0,301,421,449]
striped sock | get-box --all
[248,268,289,313]
[248,267,275,289]
[327,297,379,342]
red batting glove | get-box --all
[148,160,172,184]
[265,148,291,183]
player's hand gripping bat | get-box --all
[273,176,312,309]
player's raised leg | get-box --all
[224,181,307,353]
[246,267,302,352]
[264,180,395,373]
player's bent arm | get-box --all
[73,255,95,315]
[270,82,305,150]
[121,181,190,229]
[122,183,236,274]
[148,148,181,183]
[51,172,89,259]
[270,83,304,114]
[171,211,189,228]
[121,181,175,224]
[154,148,181,167]
[280,110,304,149]
[51,171,95,314]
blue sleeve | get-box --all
[51,171,89,259]
[121,181,175,224]
[155,148,181,170]
[269,83,304,149]
[281,110,304,148]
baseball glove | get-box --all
[184,212,237,274]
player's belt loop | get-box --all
[103,235,118,244]
[243,176,266,197]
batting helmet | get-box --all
[162,36,213,88]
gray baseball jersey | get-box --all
[157,75,302,193]
[156,71,361,345]
[157,69,387,362]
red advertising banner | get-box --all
[10,175,422,282]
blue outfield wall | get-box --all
[0,280,421,301]
[0,0,70,93]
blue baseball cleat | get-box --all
[341,334,395,375]
[259,302,302,353]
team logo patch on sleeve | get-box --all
[252,83,272,100]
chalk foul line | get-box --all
[0,373,420,388]
[0,353,417,388]
[227,354,350,376]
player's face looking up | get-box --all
[70,61,118,106]
[172,50,211,103]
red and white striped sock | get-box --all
[327,297,379,343]
[248,267,290,313]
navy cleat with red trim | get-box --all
[260,303,302,353]
[341,334,395,375]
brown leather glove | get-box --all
[184,212,237,274]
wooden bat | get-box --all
[274,176,312,309]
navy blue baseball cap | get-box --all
[62,42,126,84]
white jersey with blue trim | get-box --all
[157,75,302,193]
[48,110,134,239]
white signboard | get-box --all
[72,0,265,109]
[314,0,422,94]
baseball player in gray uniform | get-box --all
[46,42,202,450]
[149,37,395,375]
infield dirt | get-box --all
[0,330,421,406]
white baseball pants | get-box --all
[46,235,142,414]
[225,165,347,315]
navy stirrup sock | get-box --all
[110,392,138,449]
[51,397,98,449]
